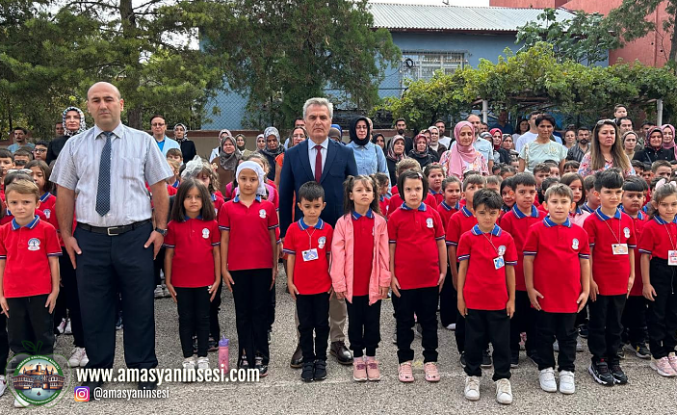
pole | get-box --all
[482,100,488,124]
[657,99,664,126]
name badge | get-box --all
[302,248,319,262]
[612,244,628,255]
[493,256,505,270]
[669,250,677,266]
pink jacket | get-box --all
[330,212,390,305]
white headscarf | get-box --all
[235,161,267,197]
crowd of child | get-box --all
[2,116,677,408]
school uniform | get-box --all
[457,224,517,381]
[524,217,590,372]
[500,205,546,361]
[429,189,444,206]
[164,218,220,359]
[218,195,278,366]
[620,209,648,348]
[386,192,438,219]
[283,218,333,363]
[388,203,445,363]
[638,216,677,360]
[583,208,636,365]
[39,192,56,220]
[581,202,596,214]
[436,200,460,329]
[0,216,61,357]
[0,208,48,226]
[378,196,390,218]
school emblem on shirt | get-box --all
[426,218,434,228]
[497,245,506,256]
[318,237,326,249]
[572,238,579,250]
[202,228,210,239]
[623,227,630,238]
[259,209,266,219]
[27,238,41,251]
[43,209,51,219]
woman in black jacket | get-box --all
[633,127,675,164]
[386,135,407,186]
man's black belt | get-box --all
[77,219,152,236]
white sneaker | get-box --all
[14,394,29,408]
[464,376,480,401]
[553,340,559,352]
[0,375,6,398]
[559,370,575,394]
[56,318,67,335]
[495,378,513,405]
[445,323,456,330]
[154,286,164,299]
[539,368,557,392]
[183,357,196,382]
[68,347,86,368]
[80,350,90,367]
[64,318,72,335]
[576,339,583,352]
[196,357,210,371]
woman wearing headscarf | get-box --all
[408,134,437,169]
[490,128,511,164]
[216,129,242,195]
[633,126,675,165]
[346,116,389,176]
[441,121,489,178]
[386,135,407,186]
[46,106,87,165]
[662,124,677,159]
[258,126,284,181]
[256,134,266,151]
[274,126,307,188]
[173,123,196,162]
[235,134,253,158]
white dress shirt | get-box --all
[308,138,329,178]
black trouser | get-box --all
[439,268,458,327]
[176,287,211,358]
[61,247,84,347]
[346,296,381,358]
[647,258,677,359]
[396,286,438,364]
[535,311,577,372]
[75,223,157,370]
[7,295,54,356]
[153,246,165,287]
[231,269,271,365]
[622,296,648,346]
[52,286,67,334]
[576,304,588,327]
[268,281,276,333]
[464,309,511,381]
[588,294,626,365]
[0,313,7,375]
[296,292,330,363]
[209,284,222,341]
[511,290,536,359]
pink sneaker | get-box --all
[667,353,677,374]
[650,356,677,377]
[366,357,381,381]
[424,362,440,382]
[398,361,414,383]
[353,358,368,382]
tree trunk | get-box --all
[119,0,143,129]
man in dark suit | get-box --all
[280,97,358,368]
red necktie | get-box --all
[314,145,323,183]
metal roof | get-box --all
[369,2,575,33]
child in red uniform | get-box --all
[560,173,590,227]
[387,160,438,216]
[26,161,55,220]
[446,174,485,365]
[583,170,635,386]
[499,173,546,367]
[457,189,516,405]
[285,182,333,382]
[639,180,677,377]
[619,178,651,360]
[0,172,48,225]
[164,179,221,374]
[437,176,461,331]
[220,161,277,376]
[372,173,390,217]
[581,175,599,213]
[331,175,390,382]
[524,184,590,395]
[500,177,515,216]
[425,164,445,206]
[388,170,447,383]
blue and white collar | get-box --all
[440,201,459,211]
[654,215,677,225]
[11,215,39,231]
[594,207,621,221]
[401,203,426,212]
[39,192,52,203]
[233,194,261,203]
[299,218,325,230]
[544,215,571,228]
[351,209,374,220]
[461,205,473,217]
[512,205,539,219]
[471,224,502,236]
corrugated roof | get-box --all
[369,3,575,32]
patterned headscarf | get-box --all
[62,106,87,137]
[173,123,188,142]
[260,126,284,158]
[218,129,241,171]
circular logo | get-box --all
[498,245,506,256]
[43,209,51,219]
[259,209,267,219]
[202,228,210,239]
[27,238,41,251]
[623,227,631,238]
[572,238,579,250]
[10,355,67,406]
[318,236,326,249]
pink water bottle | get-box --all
[218,336,229,374]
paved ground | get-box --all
[4,264,677,413]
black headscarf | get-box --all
[349,116,372,147]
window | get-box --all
[401,51,466,82]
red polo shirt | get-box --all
[445,206,477,248]
[352,211,375,296]
[388,203,445,289]
[626,211,647,296]
[282,218,333,295]
[523,217,590,313]
[499,205,546,291]
[429,189,444,206]
[39,192,56,220]
[457,224,517,311]
[379,196,390,217]
[164,218,220,287]
[212,192,225,215]
[0,217,61,298]
[583,208,636,296]
[639,216,677,263]
[218,196,278,271]
[387,193,437,219]
[436,201,459,229]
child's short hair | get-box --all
[397,170,429,200]
[343,175,380,215]
[651,160,672,173]
[462,174,486,192]
[0,149,13,161]
[372,172,389,188]
[499,165,516,176]
[463,170,479,180]
[442,176,461,191]
[298,181,325,202]
[563,160,580,171]
[623,176,649,192]
[631,160,645,172]
[543,160,558,169]
[583,175,596,191]
[560,173,586,206]
[541,177,560,193]
[183,159,218,193]
[24,160,52,191]
[544,183,573,203]
[485,175,501,188]
[423,163,444,178]
[170,178,216,223]
[491,164,501,175]
[14,148,33,161]
[4,171,33,188]
[5,179,39,201]
[593,169,624,192]
[500,176,515,193]
[166,148,183,159]
[472,188,503,210]
[167,159,181,172]
[395,159,421,176]
[532,163,550,175]
[511,172,537,188]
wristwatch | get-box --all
[155,227,168,236]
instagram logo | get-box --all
[74,386,90,402]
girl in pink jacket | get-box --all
[331,175,390,382]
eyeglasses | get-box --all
[14,160,27,166]
[151,123,166,127]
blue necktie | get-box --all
[96,132,113,216]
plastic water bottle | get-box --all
[218,337,229,374]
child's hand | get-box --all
[457,297,467,318]
[643,283,657,301]
[627,277,635,298]
[209,279,221,302]
[390,276,401,298]
[0,296,9,318]
[166,283,177,303]
[506,300,515,318]
[327,286,334,300]
[576,291,589,313]
[437,273,445,293]
[45,290,59,314]
[222,270,235,292]
[335,291,346,300]
[527,289,544,311]
[379,286,389,299]
[288,280,299,301]
[589,280,599,302]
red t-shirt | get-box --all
[523,217,590,313]
[39,192,56,220]
[445,206,477,248]
[164,218,220,287]
[499,205,546,291]
[457,224,517,311]
[352,212,375,296]
[0,208,48,226]
[282,219,333,295]
[387,193,437,218]
[212,192,225,215]
[429,189,444,206]
[391,185,399,196]
[627,211,647,296]
[379,196,390,217]
[0,217,61,298]
[638,216,677,264]
[583,208,637,296]
[167,184,177,196]
[436,201,459,229]
[388,203,445,289]
[218,196,278,271]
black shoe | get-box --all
[588,360,615,386]
[578,325,589,339]
[255,356,269,378]
[290,345,303,369]
[459,352,466,368]
[238,355,249,370]
[634,343,651,360]
[610,363,628,384]
[481,349,492,368]
[510,354,519,369]
[138,380,157,390]
[301,361,314,382]
[208,337,218,352]
[313,359,327,381]
[330,341,353,365]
